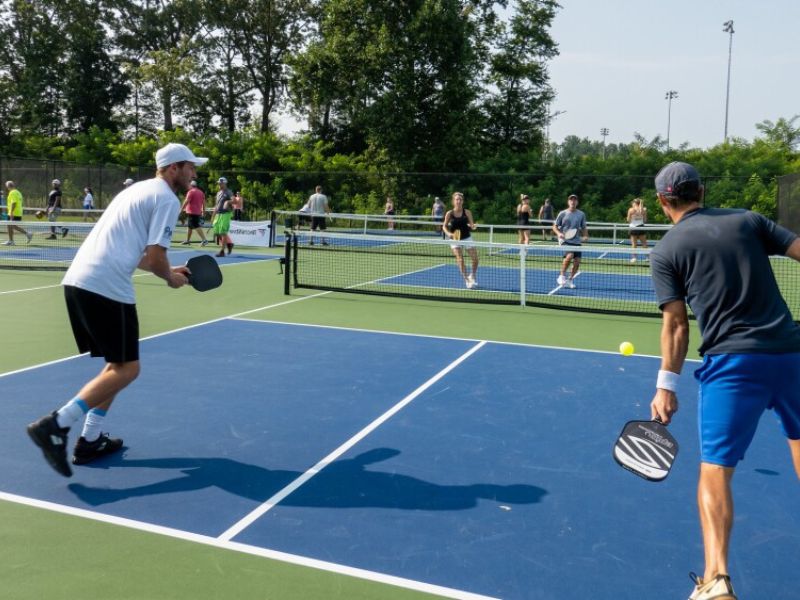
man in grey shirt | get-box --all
[649,161,800,600]
[551,194,588,288]
[307,185,331,245]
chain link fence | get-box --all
[778,172,800,234]
[0,155,762,226]
[0,156,147,212]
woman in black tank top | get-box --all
[517,194,532,245]
[443,192,479,289]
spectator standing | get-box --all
[432,196,445,237]
[180,180,208,246]
[516,194,533,245]
[626,197,648,262]
[211,177,234,256]
[384,196,396,230]
[231,191,244,221]
[538,197,555,241]
[82,187,96,222]
[3,181,33,245]
[46,179,69,239]
[307,185,331,245]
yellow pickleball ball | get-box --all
[619,341,634,356]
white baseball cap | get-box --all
[218,177,227,184]
[52,179,61,186]
[123,178,134,186]
[155,143,208,168]
[190,180,197,187]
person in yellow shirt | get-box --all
[3,181,32,245]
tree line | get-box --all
[0,0,558,173]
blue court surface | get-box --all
[2,321,798,599]
[381,264,656,303]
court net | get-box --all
[269,209,674,248]
[285,231,800,320]
[0,220,94,270]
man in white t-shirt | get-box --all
[26,143,207,477]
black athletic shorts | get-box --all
[186,214,202,228]
[562,248,582,259]
[10,216,21,222]
[310,216,327,230]
[64,285,139,363]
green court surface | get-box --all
[0,249,701,599]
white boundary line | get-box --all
[218,340,487,541]
[547,270,583,296]
[0,491,498,600]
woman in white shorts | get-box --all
[443,192,479,289]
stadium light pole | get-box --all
[600,128,609,159]
[665,91,678,150]
[723,20,735,142]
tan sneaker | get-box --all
[688,572,737,600]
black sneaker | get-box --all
[27,412,72,477]
[72,433,123,465]
[61,227,69,238]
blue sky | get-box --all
[547,0,800,148]
[277,1,799,150]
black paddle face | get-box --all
[186,254,223,292]
[613,420,678,482]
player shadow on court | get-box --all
[67,447,547,510]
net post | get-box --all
[519,245,526,307]
[290,233,299,290]
[283,232,292,295]
[269,210,276,247]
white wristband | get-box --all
[657,369,680,392]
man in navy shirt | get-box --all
[649,162,800,600]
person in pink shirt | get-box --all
[231,191,244,221]
[180,180,208,246]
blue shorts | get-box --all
[694,353,800,467]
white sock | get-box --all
[55,398,89,429]
[80,408,107,442]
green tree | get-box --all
[0,0,64,135]
[104,0,203,131]
[178,25,254,134]
[755,115,800,151]
[290,0,484,172]
[481,0,558,152]
[60,0,129,133]
[208,0,313,133]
